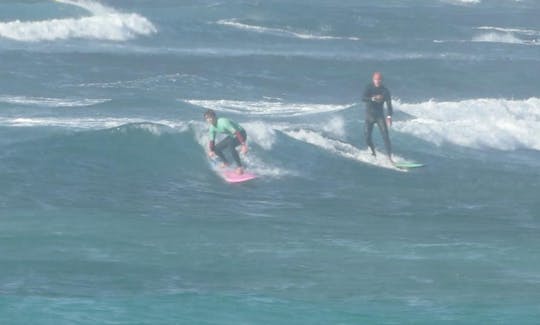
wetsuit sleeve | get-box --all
[385,88,393,116]
[235,131,246,144]
[208,128,216,151]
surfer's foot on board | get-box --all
[235,167,244,175]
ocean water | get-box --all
[1,0,539,323]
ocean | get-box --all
[1,0,539,323]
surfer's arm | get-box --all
[234,131,246,144]
[208,128,217,154]
[385,89,393,116]
[235,131,248,154]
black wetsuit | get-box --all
[362,83,393,158]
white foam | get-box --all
[281,128,402,171]
[0,0,157,42]
[241,154,295,178]
[243,121,276,150]
[322,116,346,139]
[0,95,110,107]
[216,19,360,41]
[395,98,540,151]
[472,26,539,45]
[185,99,353,117]
[442,0,481,4]
[477,26,540,37]
[473,32,525,44]
[436,26,539,46]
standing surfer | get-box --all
[362,71,393,162]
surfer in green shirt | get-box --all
[362,71,393,163]
[204,109,248,175]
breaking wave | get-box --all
[0,0,157,42]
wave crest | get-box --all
[185,99,353,117]
[395,98,540,151]
[0,0,157,42]
[473,26,539,45]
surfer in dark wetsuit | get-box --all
[362,71,393,162]
[204,109,248,175]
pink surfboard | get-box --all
[220,170,257,183]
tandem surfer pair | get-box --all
[204,71,395,174]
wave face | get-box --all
[0,0,156,42]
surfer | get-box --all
[204,109,248,174]
[362,71,393,162]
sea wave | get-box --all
[472,26,539,45]
[0,95,111,107]
[0,0,157,42]
[477,26,540,37]
[216,19,360,41]
[395,97,540,151]
[3,97,538,154]
[435,26,539,46]
[184,99,353,117]
[281,128,402,171]
[442,0,481,4]
[0,117,188,131]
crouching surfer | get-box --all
[204,109,248,175]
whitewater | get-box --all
[1,0,539,324]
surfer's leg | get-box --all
[364,119,376,156]
[229,130,246,168]
[230,147,242,167]
[231,131,247,173]
[376,117,392,161]
[214,137,232,165]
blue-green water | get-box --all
[1,0,540,323]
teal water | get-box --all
[1,0,540,324]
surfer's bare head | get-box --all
[372,72,383,87]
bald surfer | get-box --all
[362,71,393,162]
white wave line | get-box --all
[216,19,360,41]
[0,95,111,107]
[185,99,353,116]
[477,26,540,36]
[0,117,189,131]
